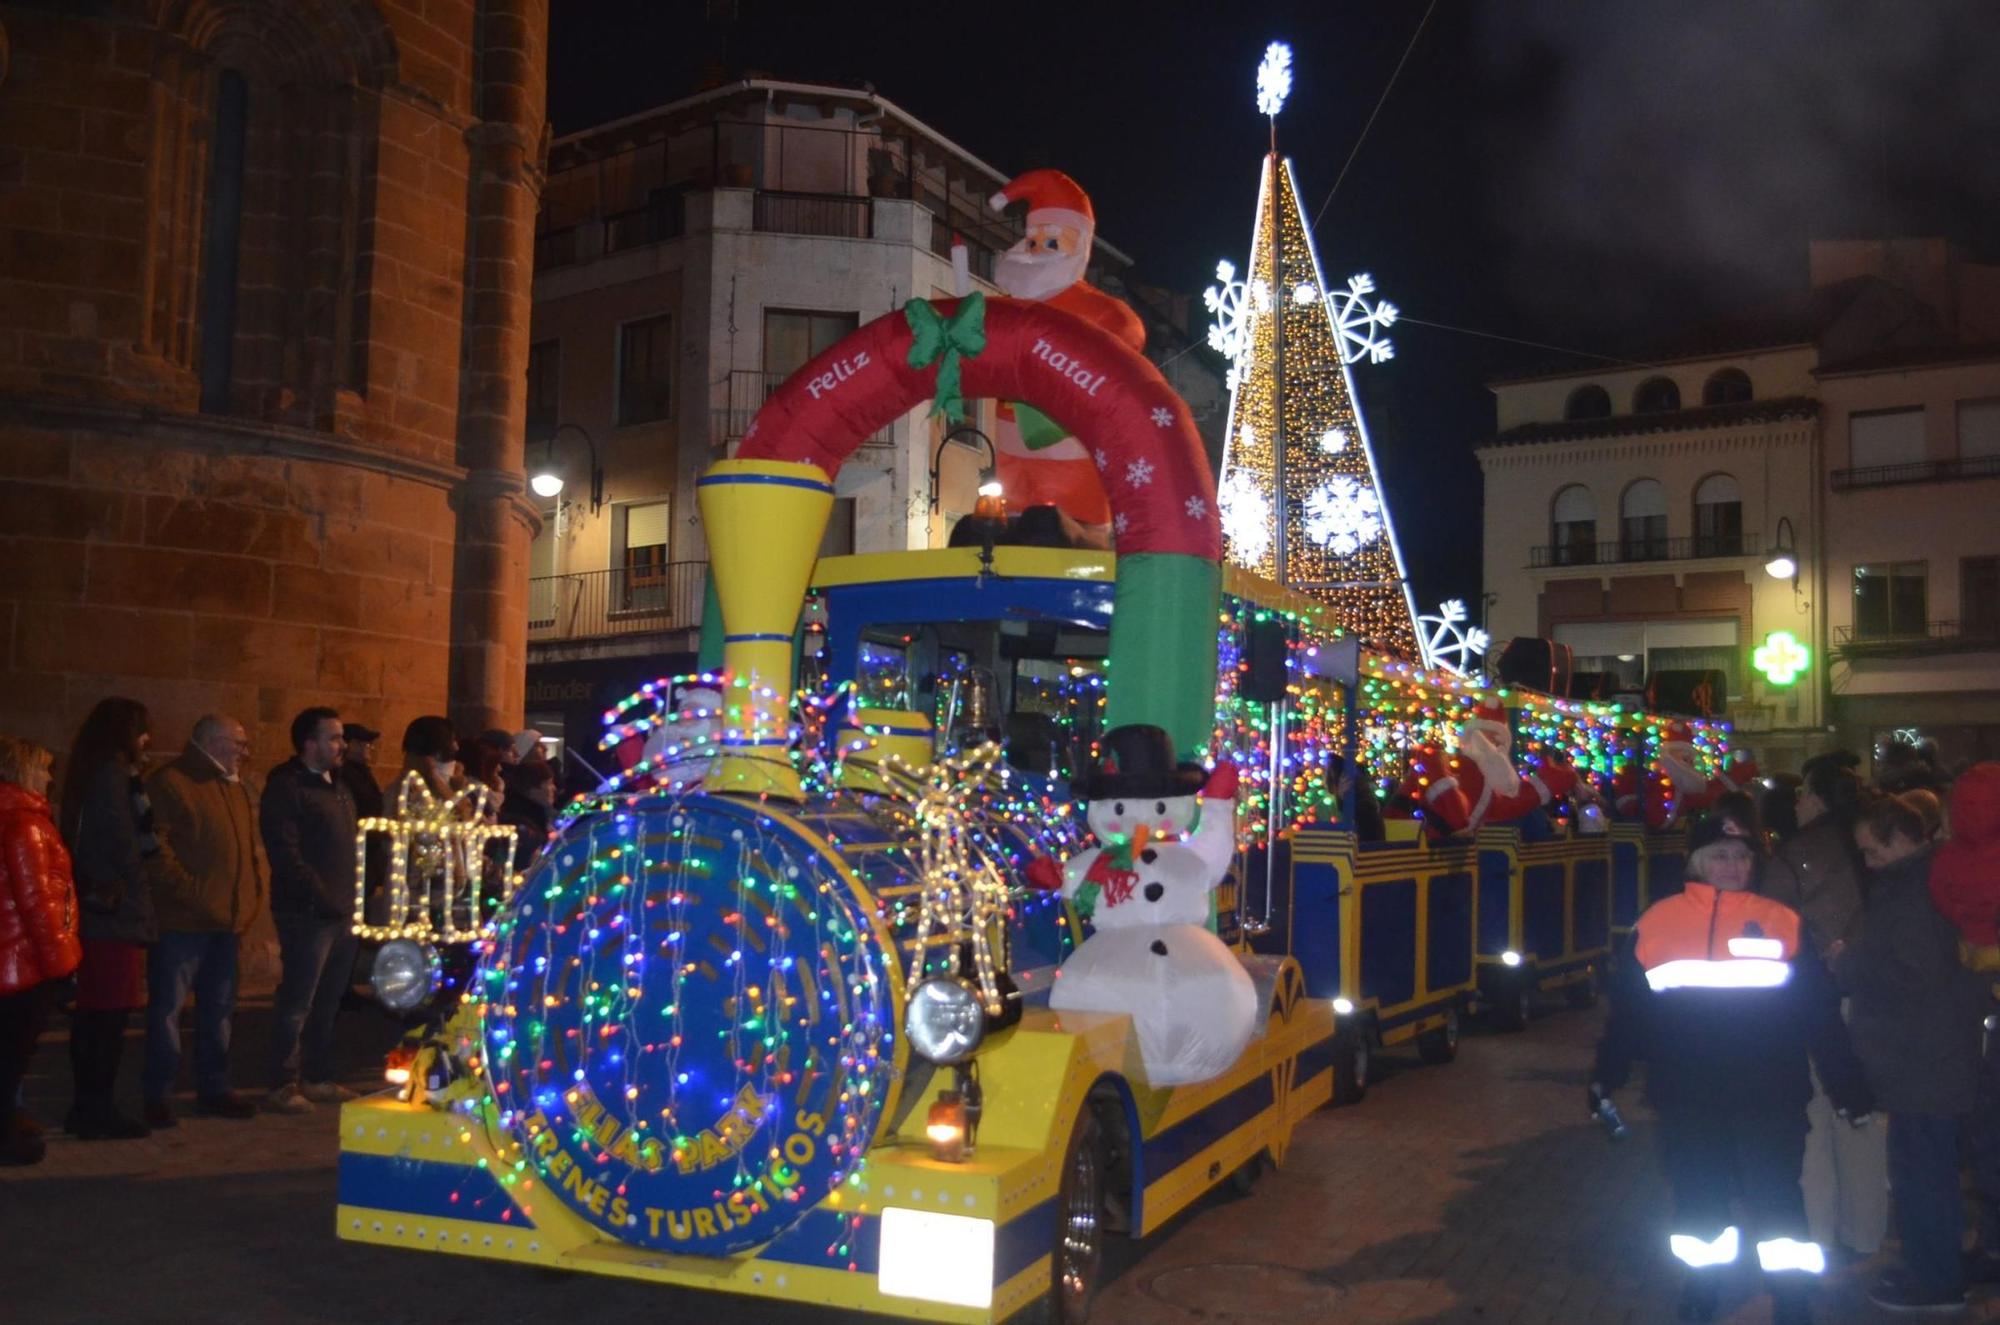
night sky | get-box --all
[549,0,2000,612]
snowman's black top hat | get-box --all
[1078,724,1206,802]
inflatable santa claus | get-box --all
[1609,720,1758,831]
[978,170,1145,536]
[1397,698,1579,835]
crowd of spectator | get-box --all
[1598,740,2000,1320]
[0,698,555,1163]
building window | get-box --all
[1702,368,1752,406]
[1849,407,1925,470]
[1620,479,1669,561]
[1564,385,1611,421]
[1633,377,1681,414]
[764,309,860,383]
[617,315,674,425]
[1692,473,1742,556]
[526,340,560,436]
[1853,561,1927,640]
[198,69,250,414]
[1959,399,2000,460]
[613,500,671,610]
[1964,556,2000,640]
[1550,485,1598,565]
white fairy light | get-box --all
[1418,599,1492,678]
[1218,468,1273,569]
[1303,475,1383,557]
[1256,41,1294,118]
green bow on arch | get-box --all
[904,291,988,425]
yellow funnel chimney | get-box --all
[696,458,834,799]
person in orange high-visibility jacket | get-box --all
[1594,811,1871,1325]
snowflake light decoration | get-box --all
[1418,600,1491,679]
[1303,475,1383,557]
[1217,468,1272,569]
[1330,272,1399,365]
[1320,427,1348,454]
[1204,259,1270,392]
[1256,41,1293,118]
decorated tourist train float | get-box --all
[334,285,1747,1322]
[336,57,1749,1319]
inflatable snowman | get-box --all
[1041,725,1238,923]
[1048,839,1258,1085]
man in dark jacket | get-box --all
[1836,794,1989,1314]
[1595,812,1870,1325]
[142,715,263,1124]
[258,707,357,1114]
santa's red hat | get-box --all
[1463,698,1510,739]
[1662,720,1695,746]
[989,169,1095,238]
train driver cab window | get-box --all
[853,618,1109,777]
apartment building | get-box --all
[520,80,1223,767]
[1478,240,2000,774]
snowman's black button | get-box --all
[1144,882,1164,902]
[1150,939,1169,956]
[1140,848,1158,864]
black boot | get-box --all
[66,1010,147,1140]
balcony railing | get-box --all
[1831,454,2000,491]
[529,563,706,644]
[1530,533,1762,569]
[711,366,894,451]
[605,194,685,253]
[1833,618,2000,657]
[752,190,872,239]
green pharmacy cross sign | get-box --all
[1754,630,1811,686]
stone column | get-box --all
[447,0,548,733]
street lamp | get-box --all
[1765,516,1798,586]
[530,423,603,512]
[928,426,1002,512]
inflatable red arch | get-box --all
[738,296,1220,561]
[735,295,1223,757]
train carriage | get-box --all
[334,293,1741,1321]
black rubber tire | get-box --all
[1416,1007,1461,1065]
[1330,1026,1372,1105]
[1028,1108,1108,1325]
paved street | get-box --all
[4,993,1996,1325]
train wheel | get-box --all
[1032,1108,1107,1325]
[1417,1007,1461,1065]
[1330,1026,1371,1105]
[1566,968,1599,1009]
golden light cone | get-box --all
[695,458,834,798]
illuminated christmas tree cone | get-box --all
[695,458,834,798]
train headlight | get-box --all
[372,939,440,1012]
[904,977,984,1064]
[1501,950,1524,968]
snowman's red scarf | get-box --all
[1082,842,1139,912]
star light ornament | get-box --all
[1218,468,1274,569]
[1331,273,1399,365]
[1203,260,1269,392]
[1418,600,1492,679]
[1256,41,1293,117]
[1303,475,1383,557]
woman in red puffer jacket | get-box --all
[1931,764,2000,1280]
[0,735,83,1165]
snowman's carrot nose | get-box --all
[1132,824,1153,855]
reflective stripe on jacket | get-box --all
[1597,882,1869,1115]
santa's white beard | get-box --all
[1459,727,1521,797]
[1659,743,1706,793]
[996,245,1089,302]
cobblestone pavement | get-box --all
[4,992,1996,1324]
